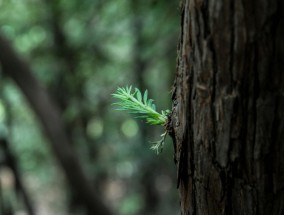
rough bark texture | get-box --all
[171,0,284,214]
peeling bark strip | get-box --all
[172,0,284,214]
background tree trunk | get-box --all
[0,34,113,215]
[171,0,284,214]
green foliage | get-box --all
[113,86,170,153]
[0,0,179,213]
[149,130,168,154]
[112,86,169,125]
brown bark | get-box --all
[0,34,113,215]
[171,0,284,214]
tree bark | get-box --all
[171,0,284,214]
[0,33,113,215]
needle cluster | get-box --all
[112,86,170,154]
[112,86,169,125]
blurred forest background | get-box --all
[0,0,180,215]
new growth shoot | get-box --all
[112,86,170,154]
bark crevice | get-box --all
[172,0,284,214]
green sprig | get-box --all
[112,86,170,153]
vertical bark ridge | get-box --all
[173,0,284,214]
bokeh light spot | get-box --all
[121,119,138,138]
[87,118,104,139]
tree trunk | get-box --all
[171,0,284,214]
[0,34,113,215]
